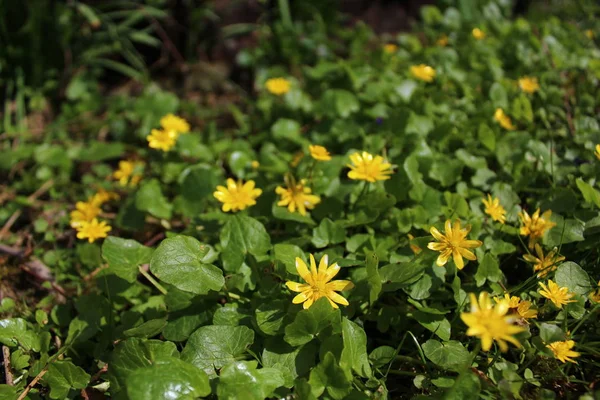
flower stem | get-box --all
[138,266,167,295]
[351,182,370,211]
[570,304,599,335]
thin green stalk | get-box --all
[570,304,600,335]
[277,0,292,29]
[138,266,167,295]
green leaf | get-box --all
[271,118,304,145]
[135,179,173,219]
[220,214,271,271]
[474,253,502,287]
[256,301,286,335]
[181,325,254,375]
[102,236,153,283]
[406,113,434,136]
[446,370,481,398]
[308,352,352,399]
[126,357,210,400]
[0,318,40,351]
[575,178,600,209]
[284,298,341,346]
[422,340,470,372]
[554,262,591,295]
[178,164,218,215]
[538,323,566,343]
[108,338,179,393]
[217,361,284,400]
[489,82,508,108]
[312,218,346,248]
[478,123,496,151]
[262,338,317,387]
[123,319,167,338]
[340,318,372,378]
[274,243,307,275]
[429,158,463,187]
[412,312,451,341]
[272,202,317,225]
[544,216,585,246]
[150,235,224,295]
[379,261,427,287]
[44,361,90,399]
[366,254,381,305]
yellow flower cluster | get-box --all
[213,146,394,217]
[147,114,190,152]
[472,28,486,40]
[494,293,538,321]
[461,292,524,352]
[70,188,118,243]
[494,108,516,130]
[383,43,398,54]
[410,64,436,82]
[518,76,539,94]
[113,160,144,187]
[265,78,291,95]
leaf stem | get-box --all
[138,266,167,295]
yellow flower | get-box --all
[407,233,422,255]
[585,29,595,39]
[410,64,436,82]
[472,28,486,40]
[594,144,600,160]
[436,35,449,47]
[265,78,291,95]
[427,219,483,270]
[113,160,144,187]
[291,151,304,167]
[523,244,565,277]
[347,151,393,182]
[482,194,506,224]
[494,293,521,309]
[70,201,101,228]
[89,189,119,207]
[76,218,111,243]
[516,300,538,320]
[494,108,516,130]
[160,114,190,136]
[213,179,262,213]
[547,340,580,364]
[588,281,600,303]
[518,77,540,94]
[383,43,398,54]
[519,208,556,249]
[461,292,524,352]
[285,254,354,309]
[275,179,321,216]
[309,145,331,161]
[147,129,177,152]
[251,160,260,169]
[538,280,576,309]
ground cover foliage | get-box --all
[1,1,600,399]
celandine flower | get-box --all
[547,340,580,364]
[594,144,600,160]
[523,244,565,277]
[160,114,190,136]
[347,151,393,182]
[275,179,320,216]
[147,129,177,152]
[383,43,398,54]
[495,293,521,309]
[410,64,436,82]
[461,292,524,352]
[251,160,260,169]
[519,208,556,249]
[309,145,331,161]
[265,78,291,95]
[113,160,144,187]
[472,28,486,40]
[518,77,539,94]
[436,35,449,46]
[213,179,262,212]
[285,254,354,309]
[482,194,506,224]
[89,189,119,207]
[70,201,101,228]
[516,300,537,320]
[585,29,595,39]
[76,219,111,243]
[407,234,422,255]
[538,280,575,309]
[588,281,600,303]
[494,108,516,130]
[427,219,482,270]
